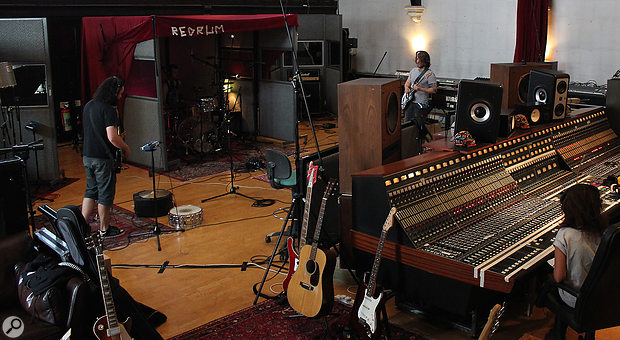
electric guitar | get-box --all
[287,179,338,317]
[400,85,415,110]
[88,233,133,340]
[478,303,504,340]
[282,161,319,291]
[349,207,397,339]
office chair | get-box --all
[537,224,620,340]
[264,149,297,243]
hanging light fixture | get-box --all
[405,0,425,23]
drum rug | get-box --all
[168,298,429,340]
[166,139,295,182]
[35,204,174,250]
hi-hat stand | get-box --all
[130,141,184,251]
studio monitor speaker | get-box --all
[607,78,620,136]
[338,78,401,194]
[490,62,552,109]
[455,79,503,144]
[0,158,28,237]
[527,69,570,121]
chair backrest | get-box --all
[575,224,620,330]
[265,149,292,189]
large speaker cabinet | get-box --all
[607,78,620,136]
[0,158,29,237]
[454,79,503,144]
[338,78,401,194]
[490,62,552,109]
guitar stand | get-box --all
[253,196,300,304]
[130,146,184,251]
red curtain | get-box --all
[513,0,549,63]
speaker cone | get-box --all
[470,102,491,123]
[531,108,541,123]
[386,92,398,134]
[518,73,530,103]
[535,88,547,104]
[554,104,565,117]
[556,80,567,94]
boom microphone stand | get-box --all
[130,141,184,251]
[253,0,327,304]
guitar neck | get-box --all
[299,185,313,249]
[366,207,396,298]
[366,227,388,297]
[309,180,336,260]
[96,252,119,330]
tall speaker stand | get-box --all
[130,143,184,251]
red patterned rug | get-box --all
[167,139,294,182]
[32,177,80,202]
[35,205,174,250]
[169,299,428,340]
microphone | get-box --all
[140,140,160,151]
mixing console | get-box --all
[351,106,620,293]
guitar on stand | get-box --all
[282,161,319,291]
[287,179,338,317]
[348,207,397,339]
[88,233,133,340]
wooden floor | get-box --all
[43,119,619,339]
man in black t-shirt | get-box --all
[81,76,131,237]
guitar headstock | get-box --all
[85,232,104,254]
[324,178,338,198]
[307,161,319,188]
[382,207,397,232]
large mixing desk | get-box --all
[350,106,620,295]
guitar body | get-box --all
[349,274,384,339]
[282,237,299,291]
[93,315,132,340]
[287,245,337,317]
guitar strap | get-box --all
[412,67,429,89]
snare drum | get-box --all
[168,205,203,229]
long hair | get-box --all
[416,50,431,68]
[93,76,124,106]
[560,183,607,237]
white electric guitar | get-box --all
[348,207,397,339]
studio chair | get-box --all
[264,149,297,243]
[537,225,620,340]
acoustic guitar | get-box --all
[348,207,397,339]
[287,179,338,317]
[88,233,133,340]
[282,161,319,291]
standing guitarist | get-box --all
[403,50,437,152]
[82,76,131,238]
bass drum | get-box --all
[176,116,220,153]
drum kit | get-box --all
[167,96,224,155]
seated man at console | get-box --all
[547,184,607,339]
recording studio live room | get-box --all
[2,1,620,339]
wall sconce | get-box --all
[405,0,425,23]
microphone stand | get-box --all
[253,0,329,305]
[373,51,388,76]
[130,141,184,251]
